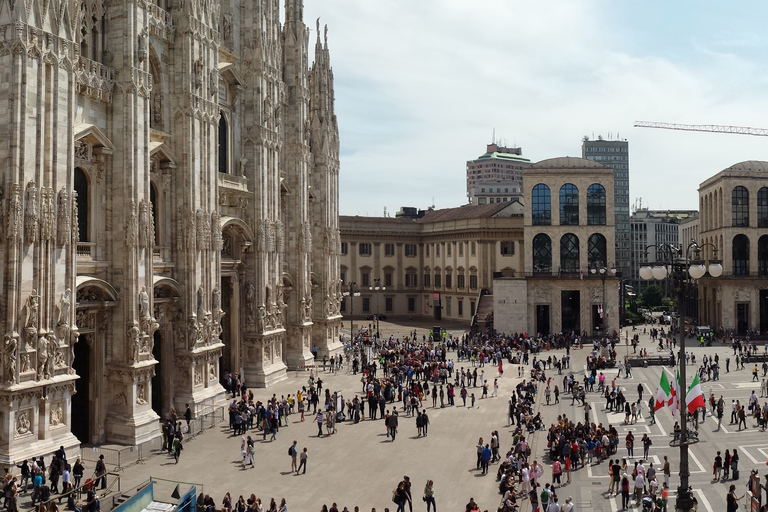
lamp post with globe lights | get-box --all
[369,278,386,339]
[639,240,721,512]
[590,261,616,337]
[342,282,361,342]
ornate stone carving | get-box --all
[57,188,70,245]
[212,285,222,314]
[188,317,199,348]
[71,191,80,244]
[208,361,216,381]
[24,181,38,243]
[112,392,127,405]
[176,206,184,250]
[211,211,222,250]
[39,187,53,241]
[126,199,138,247]
[187,208,196,251]
[534,285,552,303]
[148,200,156,247]
[196,209,206,250]
[193,58,203,90]
[54,349,65,368]
[194,365,203,385]
[275,219,284,252]
[15,411,31,437]
[7,183,22,243]
[303,222,312,253]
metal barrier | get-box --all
[80,446,138,472]
[149,476,203,503]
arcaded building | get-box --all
[697,161,768,333]
[0,0,342,461]
[494,157,619,336]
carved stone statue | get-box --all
[212,285,222,313]
[50,403,63,426]
[4,334,17,385]
[197,286,206,320]
[25,290,39,330]
[24,181,38,243]
[188,317,199,348]
[58,288,71,327]
[136,383,148,405]
[139,287,150,319]
[128,325,141,363]
[239,157,247,176]
[245,282,256,326]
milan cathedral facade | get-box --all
[0,0,342,461]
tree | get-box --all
[642,284,664,308]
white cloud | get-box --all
[303,0,768,215]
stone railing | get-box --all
[75,57,116,102]
[147,4,175,42]
[76,242,95,259]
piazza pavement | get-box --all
[12,318,768,512]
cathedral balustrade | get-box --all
[147,4,175,42]
[76,242,95,259]
[75,57,116,102]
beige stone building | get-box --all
[697,161,768,333]
[0,0,342,461]
[494,157,619,336]
[338,202,524,327]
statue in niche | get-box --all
[222,13,232,40]
[4,334,17,384]
[245,282,256,326]
[50,403,63,426]
[37,336,48,379]
[136,383,148,405]
[197,286,206,320]
[239,157,247,177]
[188,317,199,348]
[25,290,39,330]
[58,288,71,326]
[20,354,29,373]
[128,325,141,363]
[153,94,162,124]
[15,412,30,436]
[212,285,221,313]
[139,287,150,319]
[54,349,65,368]
[46,335,56,377]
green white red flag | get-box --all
[668,370,680,418]
[655,371,671,411]
[686,373,706,413]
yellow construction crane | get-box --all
[634,121,768,137]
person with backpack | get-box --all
[172,435,183,464]
[94,455,106,490]
[289,441,298,473]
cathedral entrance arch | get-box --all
[75,277,119,444]
[152,277,181,420]
[220,218,254,381]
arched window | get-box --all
[587,184,606,225]
[532,234,552,273]
[150,182,159,246]
[559,184,579,226]
[588,233,607,266]
[759,235,768,277]
[218,113,228,174]
[732,186,749,227]
[560,233,580,272]
[733,234,750,276]
[758,187,768,228]
[74,168,89,242]
[532,184,551,226]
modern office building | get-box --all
[629,209,698,294]
[696,161,768,333]
[582,139,630,280]
[467,144,531,204]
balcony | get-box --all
[75,57,115,102]
[76,242,95,259]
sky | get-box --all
[302,0,768,217]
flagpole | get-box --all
[676,279,692,512]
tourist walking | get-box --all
[298,447,308,474]
[423,480,436,512]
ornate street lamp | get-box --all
[639,240,721,512]
[590,260,616,336]
[369,278,386,339]
[342,282,361,341]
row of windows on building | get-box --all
[341,269,479,290]
[732,234,768,276]
[730,186,768,228]
[341,295,472,316]
[532,233,608,273]
[343,240,515,258]
[532,183,607,226]
[585,146,628,153]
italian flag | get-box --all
[686,373,706,413]
[655,371,671,411]
[668,370,680,418]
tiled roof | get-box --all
[415,202,511,223]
